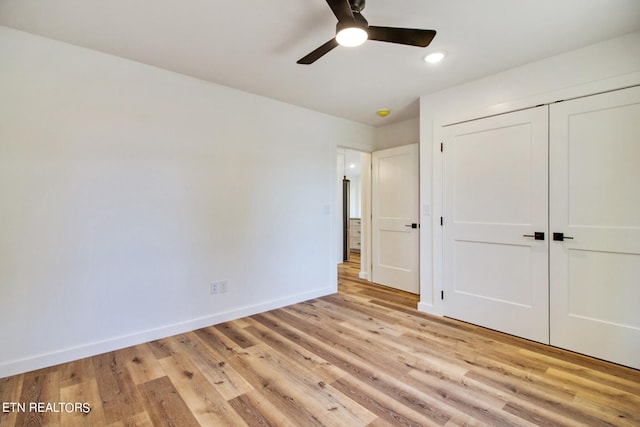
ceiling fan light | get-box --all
[336,26,368,47]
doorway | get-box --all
[337,148,371,281]
[337,144,420,294]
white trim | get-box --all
[0,287,333,378]
[360,151,372,282]
[418,301,441,316]
[438,73,640,129]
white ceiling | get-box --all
[1,0,639,127]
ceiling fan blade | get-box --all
[368,26,436,47]
[325,0,354,22]
[297,38,339,64]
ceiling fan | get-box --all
[297,0,436,64]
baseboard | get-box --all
[418,301,443,316]
[0,287,334,379]
[358,271,368,280]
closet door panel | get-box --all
[443,106,549,344]
[550,86,640,370]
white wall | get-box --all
[349,175,361,219]
[419,31,640,315]
[374,118,419,150]
[0,27,375,378]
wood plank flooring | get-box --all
[2,256,640,426]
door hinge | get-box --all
[441,290,444,300]
[440,217,443,226]
[440,142,443,152]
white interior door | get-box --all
[372,144,419,294]
[549,86,640,369]
[443,106,550,344]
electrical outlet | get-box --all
[211,280,228,295]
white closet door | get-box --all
[443,106,549,344]
[550,86,640,369]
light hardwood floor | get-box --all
[1,256,639,426]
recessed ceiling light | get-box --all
[349,163,356,169]
[424,51,446,64]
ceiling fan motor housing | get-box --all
[349,0,365,12]
[336,12,368,34]
[350,0,366,13]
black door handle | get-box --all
[404,223,419,229]
[553,232,574,241]
[523,232,545,240]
